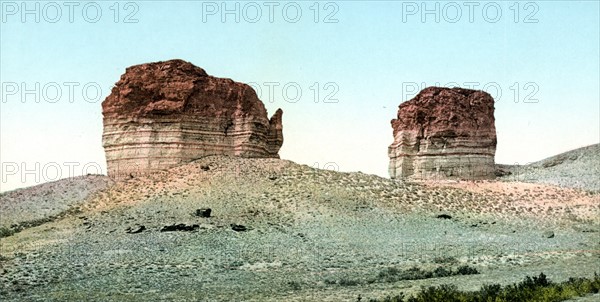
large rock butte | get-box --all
[102,59,283,179]
[388,87,496,180]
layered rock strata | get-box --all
[388,87,496,180]
[102,59,283,179]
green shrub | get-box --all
[479,283,502,300]
[407,284,465,302]
[433,266,453,278]
[455,265,479,276]
[332,264,481,288]
[377,267,402,281]
[324,278,337,285]
[287,280,302,290]
[325,276,361,287]
[366,272,600,302]
[402,266,433,280]
[0,227,15,238]
[373,265,479,284]
[366,293,406,302]
[433,256,458,264]
[338,277,360,287]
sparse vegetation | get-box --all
[0,206,83,238]
[324,277,361,287]
[455,265,479,276]
[1,155,598,300]
[339,277,361,287]
[366,273,600,302]
[433,256,458,264]
[288,280,302,290]
[0,227,15,238]
[373,265,479,284]
[327,265,480,287]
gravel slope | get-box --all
[0,175,113,229]
[0,156,598,301]
[498,143,600,192]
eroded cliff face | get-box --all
[102,59,283,179]
[389,87,496,180]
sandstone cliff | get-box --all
[388,87,496,180]
[102,59,283,179]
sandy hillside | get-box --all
[0,155,598,301]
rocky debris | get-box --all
[102,59,283,179]
[436,214,453,220]
[543,230,555,238]
[231,224,247,232]
[195,208,212,218]
[469,220,496,228]
[495,166,512,177]
[388,87,496,180]
[1,155,599,301]
[200,165,211,171]
[159,223,199,232]
[125,225,146,234]
[80,216,92,229]
[573,225,598,233]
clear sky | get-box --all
[1,1,599,192]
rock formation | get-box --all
[102,59,283,179]
[388,87,496,180]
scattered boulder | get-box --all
[436,214,453,220]
[195,208,212,218]
[231,224,247,232]
[102,59,284,179]
[388,87,496,180]
[573,225,598,233]
[200,165,210,171]
[160,224,199,232]
[126,225,146,234]
[542,231,555,238]
[495,166,512,177]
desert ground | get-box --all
[0,145,598,301]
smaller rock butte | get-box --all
[388,87,497,180]
[102,59,283,179]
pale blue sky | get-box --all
[1,1,599,192]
